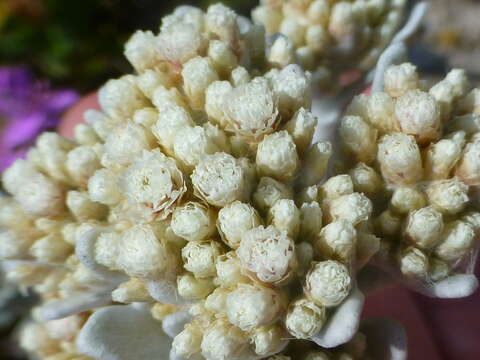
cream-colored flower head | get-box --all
[182,240,223,278]
[399,247,428,278]
[404,207,444,249]
[377,133,423,185]
[285,297,326,339]
[237,225,296,284]
[120,149,186,219]
[116,224,176,279]
[217,201,262,249]
[98,76,148,120]
[305,260,351,307]
[268,199,301,240]
[253,177,293,213]
[226,283,284,331]
[256,130,300,181]
[223,78,279,142]
[251,323,289,357]
[191,152,248,207]
[171,202,216,242]
[201,319,255,360]
[316,220,356,262]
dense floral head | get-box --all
[340,62,480,288]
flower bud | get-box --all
[283,108,318,154]
[73,123,101,146]
[112,278,152,303]
[375,209,402,237]
[458,88,480,115]
[230,66,251,86]
[172,322,203,358]
[191,152,247,207]
[120,149,186,219]
[30,234,72,264]
[299,202,323,242]
[117,224,175,279]
[157,22,207,64]
[305,260,351,307]
[280,18,306,47]
[205,81,233,127]
[66,146,101,187]
[171,202,216,242]
[268,35,296,68]
[226,283,284,331]
[349,163,382,195]
[404,207,444,249]
[208,40,238,76]
[395,90,441,145]
[339,115,378,164]
[301,141,332,187]
[201,319,254,360]
[223,79,279,142]
[316,220,356,262]
[182,240,223,278]
[238,225,296,284]
[124,30,161,72]
[217,201,262,249]
[173,126,222,170]
[253,177,293,214]
[215,252,249,287]
[15,173,65,217]
[182,57,219,109]
[377,133,423,185]
[88,169,122,206]
[0,230,35,259]
[94,231,121,270]
[205,287,230,314]
[66,191,108,221]
[285,297,326,339]
[177,273,215,300]
[133,107,158,128]
[455,140,480,185]
[424,138,464,180]
[256,131,300,181]
[98,76,147,120]
[251,323,289,357]
[152,105,194,154]
[266,65,312,119]
[365,92,399,134]
[426,178,469,215]
[328,193,372,225]
[268,199,301,240]
[434,221,475,262]
[356,231,380,269]
[399,247,428,278]
[429,258,450,282]
[103,121,155,167]
[205,4,238,44]
[384,63,419,97]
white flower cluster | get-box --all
[252,0,407,87]
[0,4,381,360]
[340,62,480,282]
[19,314,92,360]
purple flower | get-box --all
[0,67,79,171]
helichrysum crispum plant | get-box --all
[0,1,477,360]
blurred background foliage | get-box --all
[0,0,257,92]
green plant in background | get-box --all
[0,0,257,92]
